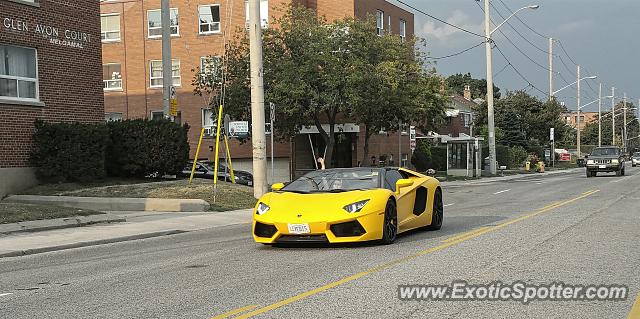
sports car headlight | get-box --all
[256,202,270,215]
[343,200,370,213]
[587,159,595,165]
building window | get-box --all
[245,0,269,28]
[0,44,38,102]
[399,19,406,41]
[200,56,221,75]
[463,113,472,127]
[150,111,164,121]
[101,14,121,42]
[105,112,123,122]
[8,0,39,5]
[202,108,217,137]
[199,5,221,34]
[148,8,179,38]
[103,63,122,91]
[149,60,181,88]
[376,10,384,36]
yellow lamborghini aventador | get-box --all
[252,167,443,245]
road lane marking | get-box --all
[628,293,640,319]
[210,304,259,319]
[493,189,511,195]
[230,189,600,319]
[0,293,13,297]
[442,227,492,243]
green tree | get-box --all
[446,72,500,100]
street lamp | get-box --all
[485,2,539,175]
[551,75,597,96]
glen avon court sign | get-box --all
[3,17,92,49]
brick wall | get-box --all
[0,0,104,168]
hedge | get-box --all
[411,141,446,172]
[106,119,190,177]
[30,119,190,182]
[31,121,109,183]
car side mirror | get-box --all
[271,183,285,191]
[395,179,413,194]
[584,155,589,159]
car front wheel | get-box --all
[426,188,443,231]
[380,199,398,245]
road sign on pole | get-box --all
[169,86,178,117]
[409,126,416,152]
[550,127,555,141]
[228,121,249,138]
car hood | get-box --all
[259,190,383,221]
[588,155,620,159]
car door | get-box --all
[384,169,417,231]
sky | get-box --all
[389,0,640,112]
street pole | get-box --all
[270,102,275,183]
[161,0,172,120]
[484,0,497,175]
[624,92,628,152]
[398,120,402,168]
[612,87,616,145]
[598,83,602,147]
[549,38,554,101]
[576,65,581,157]
[248,0,268,198]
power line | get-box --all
[475,1,552,73]
[395,0,487,39]
[490,1,551,55]
[497,0,550,39]
[428,41,485,60]
[493,43,547,95]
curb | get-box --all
[0,230,187,258]
[0,214,126,235]
[442,168,582,186]
[3,195,210,212]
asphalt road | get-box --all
[1,167,640,319]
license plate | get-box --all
[599,165,606,169]
[287,223,310,234]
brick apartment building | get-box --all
[1,0,104,197]
[562,111,598,131]
[100,0,413,182]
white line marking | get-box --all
[0,293,14,297]
[493,189,511,195]
[444,203,455,207]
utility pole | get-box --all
[270,102,275,184]
[598,83,602,147]
[248,0,268,198]
[549,38,554,101]
[484,0,497,175]
[612,87,616,145]
[161,0,172,120]
[576,65,581,157]
[624,92,628,152]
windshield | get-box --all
[590,148,620,156]
[282,169,381,193]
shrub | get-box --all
[411,141,431,172]
[509,145,528,169]
[31,121,109,182]
[106,119,190,177]
[411,141,447,172]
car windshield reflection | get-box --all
[282,169,380,193]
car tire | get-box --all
[622,167,626,176]
[426,188,443,231]
[380,199,398,245]
[616,169,621,177]
[586,170,591,178]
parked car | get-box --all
[585,146,625,177]
[179,161,254,186]
[632,152,640,167]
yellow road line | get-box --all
[230,189,600,319]
[628,293,640,319]
[442,226,492,243]
[210,304,259,319]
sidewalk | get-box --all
[441,167,582,186]
[0,209,252,258]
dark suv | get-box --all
[585,146,625,177]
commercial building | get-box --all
[1,0,104,197]
[100,0,413,182]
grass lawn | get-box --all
[0,203,103,224]
[20,178,257,212]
